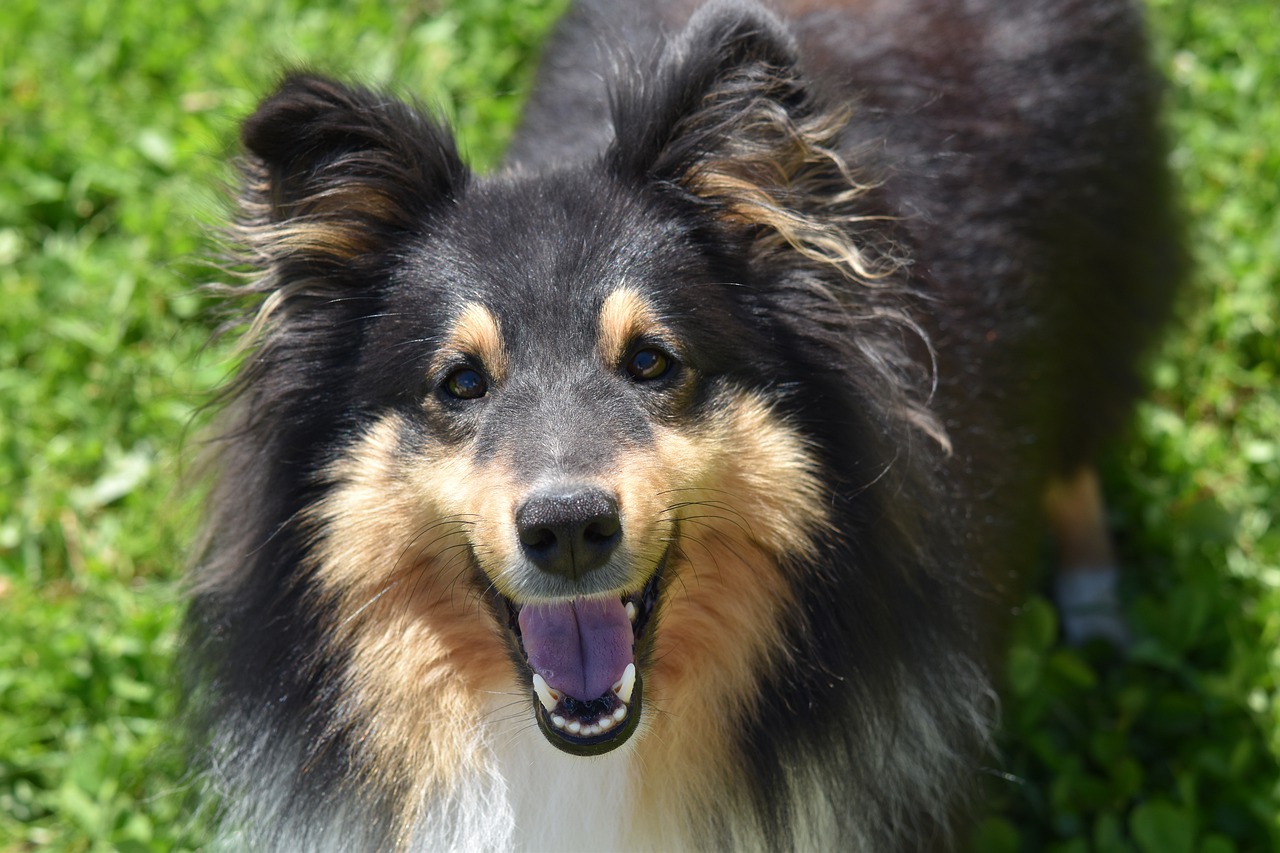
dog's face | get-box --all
[311,176,830,756]
[229,11,876,771]
[363,182,735,753]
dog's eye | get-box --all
[443,367,488,400]
[626,348,671,381]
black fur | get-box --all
[189,0,1182,848]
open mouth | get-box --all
[499,571,660,756]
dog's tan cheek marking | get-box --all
[598,286,661,368]
[442,303,508,383]
[307,413,520,835]
[635,391,831,817]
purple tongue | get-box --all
[518,598,633,701]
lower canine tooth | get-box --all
[532,673,560,712]
[613,663,637,705]
[625,601,637,622]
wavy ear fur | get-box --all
[237,73,468,281]
[607,4,887,281]
[607,4,944,448]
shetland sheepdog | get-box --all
[187,0,1182,848]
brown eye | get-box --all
[626,348,671,381]
[444,367,488,400]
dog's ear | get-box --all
[237,74,468,275]
[608,6,882,279]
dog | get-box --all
[187,0,1182,848]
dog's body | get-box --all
[189,0,1181,849]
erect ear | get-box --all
[237,73,468,274]
[608,5,883,279]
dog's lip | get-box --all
[495,566,662,755]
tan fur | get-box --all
[255,218,376,260]
[684,96,893,282]
[223,182,410,357]
[307,416,514,837]
[636,391,831,818]
[679,73,951,454]
[1044,466,1116,571]
[597,286,663,368]
[439,303,509,383]
[239,172,403,262]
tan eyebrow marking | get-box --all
[438,303,508,382]
[598,286,663,367]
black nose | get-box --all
[516,487,622,579]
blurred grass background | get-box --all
[0,0,1275,850]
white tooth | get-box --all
[567,720,582,735]
[598,715,614,732]
[532,673,560,712]
[625,601,637,622]
[613,663,637,705]
[552,715,566,729]
[612,706,627,722]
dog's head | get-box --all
[223,6,916,768]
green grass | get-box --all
[0,0,1275,850]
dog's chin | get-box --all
[494,566,662,756]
